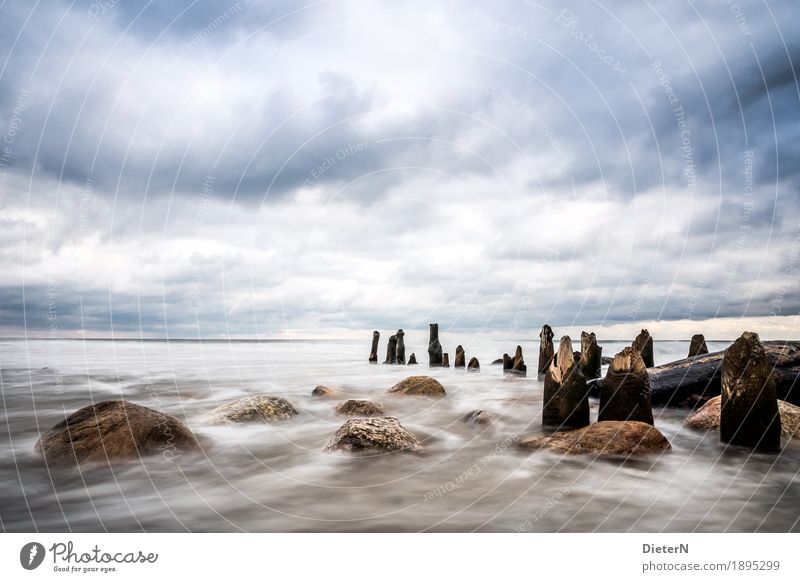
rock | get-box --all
[442,353,450,367]
[684,395,800,441]
[538,324,555,377]
[579,331,602,380]
[632,329,655,368]
[312,385,341,398]
[428,323,443,367]
[468,357,480,371]
[209,394,299,423]
[491,358,504,365]
[720,332,780,451]
[35,400,201,465]
[387,375,446,396]
[647,341,800,407]
[395,329,406,364]
[601,356,613,365]
[542,336,589,428]
[462,410,495,426]
[369,330,380,363]
[408,353,418,365]
[454,345,465,368]
[323,417,421,454]
[688,334,709,357]
[335,399,386,417]
[385,334,398,364]
[502,353,513,371]
[598,347,654,425]
[519,421,671,456]
[511,345,526,375]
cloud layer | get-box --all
[1,0,799,338]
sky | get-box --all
[0,0,798,340]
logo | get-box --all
[20,542,46,570]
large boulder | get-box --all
[335,399,386,417]
[543,336,590,428]
[598,347,654,425]
[519,421,671,456]
[720,332,780,451]
[323,417,421,454]
[369,330,380,363]
[454,345,466,368]
[35,400,201,465]
[647,340,800,407]
[208,394,299,423]
[632,329,655,368]
[688,334,709,357]
[387,375,446,396]
[579,331,602,380]
[384,334,398,364]
[538,324,555,377]
[428,323,443,366]
[684,395,800,441]
[395,329,406,364]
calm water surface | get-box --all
[1,334,798,532]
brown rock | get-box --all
[685,395,800,441]
[407,353,418,365]
[387,375,446,396]
[598,347,654,425]
[209,394,299,423]
[312,385,342,398]
[688,334,709,357]
[543,336,589,428]
[385,334,398,364]
[442,353,450,368]
[35,400,200,465]
[335,399,386,417]
[468,357,480,371]
[519,420,671,455]
[511,345,526,375]
[462,410,495,426]
[323,417,421,454]
[720,332,780,450]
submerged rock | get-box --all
[632,329,655,368]
[579,331,602,380]
[312,385,342,398]
[468,357,480,371]
[543,336,589,428]
[323,417,421,454]
[688,334,709,357]
[454,345,466,368]
[519,421,671,456]
[720,332,780,451]
[538,324,555,376]
[461,410,495,426]
[387,375,446,396]
[684,395,800,441]
[396,329,406,364]
[598,347,654,425]
[491,358,504,365]
[209,394,299,423]
[428,323,443,367]
[335,399,386,417]
[442,353,450,368]
[385,334,398,364]
[369,330,380,363]
[35,400,201,465]
[407,353,418,365]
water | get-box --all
[1,335,799,532]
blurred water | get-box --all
[1,335,798,532]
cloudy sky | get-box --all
[0,0,798,339]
